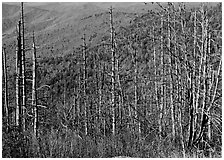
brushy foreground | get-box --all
[2,127,221,158]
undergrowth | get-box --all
[2,127,222,158]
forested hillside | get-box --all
[2,2,222,158]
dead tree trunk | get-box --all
[173,14,185,157]
[82,34,88,136]
[206,32,212,157]
[116,58,124,129]
[159,16,164,139]
[21,2,26,132]
[109,6,116,136]
[32,31,38,137]
[2,47,9,132]
[98,61,102,130]
[76,66,82,130]
[167,11,175,140]
[16,20,22,129]
[102,63,106,136]
[133,35,141,136]
[152,25,159,128]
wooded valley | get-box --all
[2,2,222,158]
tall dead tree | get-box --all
[192,10,198,143]
[102,63,106,136]
[77,67,82,130]
[15,20,22,128]
[167,9,175,140]
[98,60,102,130]
[199,10,208,145]
[82,34,88,135]
[152,24,159,128]
[116,57,124,129]
[109,6,116,136]
[173,10,186,157]
[159,16,164,139]
[133,35,141,135]
[206,32,212,157]
[21,2,26,132]
[95,49,105,134]
[32,31,38,137]
[114,37,123,130]
[2,47,9,131]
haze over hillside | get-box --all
[2,2,219,72]
[3,2,144,72]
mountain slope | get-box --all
[2,2,136,73]
[2,2,219,74]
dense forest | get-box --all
[2,2,222,158]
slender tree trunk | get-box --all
[133,36,141,136]
[109,6,116,136]
[194,7,205,146]
[152,25,159,129]
[32,31,38,137]
[167,12,175,140]
[208,57,221,110]
[133,41,137,126]
[93,52,100,133]
[116,58,123,127]
[174,32,185,158]
[73,84,77,122]
[192,10,198,143]
[82,34,88,135]
[173,14,185,157]
[199,19,208,145]
[21,2,26,132]
[16,20,22,128]
[102,63,106,136]
[95,54,98,116]
[63,80,66,106]
[159,17,164,139]
[194,6,208,145]
[178,98,185,157]
[207,32,212,157]
[76,67,82,130]
[2,47,9,132]
[128,94,132,130]
[98,61,102,132]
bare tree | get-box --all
[109,6,116,136]
[159,16,164,139]
[15,20,22,129]
[173,11,185,157]
[21,2,26,132]
[82,34,88,135]
[132,35,141,136]
[167,8,175,140]
[2,47,9,132]
[31,31,38,137]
